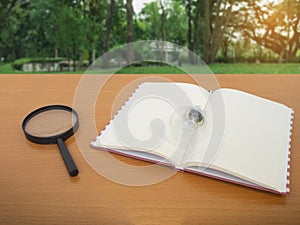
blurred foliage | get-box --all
[12,57,68,70]
[0,0,299,66]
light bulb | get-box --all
[169,106,205,141]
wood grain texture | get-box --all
[0,74,299,225]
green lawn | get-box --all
[0,63,299,74]
[210,63,300,74]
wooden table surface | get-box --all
[0,74,299,225]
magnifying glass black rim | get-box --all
[22,105,79,145]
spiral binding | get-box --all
[286,109,294,194]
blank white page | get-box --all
[92,82,210,166]
[207,89,292,192]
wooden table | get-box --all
[0,74,299,225]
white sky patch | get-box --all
[133,0,156,14]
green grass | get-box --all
[209,63,300,74]
[116,66,186,74]
[0,63,299,74]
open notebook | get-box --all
[91,82,293,194]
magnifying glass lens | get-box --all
[25,110,75,137]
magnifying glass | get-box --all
[22,105,79,177]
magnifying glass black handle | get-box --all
[57,138,79,177]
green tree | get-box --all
[56,6,86,70]
[167,0,188,45]
[126,0,134,64]
[179,0,204,63]
[235,0,300,62]
[101,0,127,67]
[203,0,235,64]
[102,0,116,68]
[138,0,188,45]
[0,0,28,61]
[25,0,62,58]
[84,0,107,64]
[0,0,18,24]
[138,1,161,40]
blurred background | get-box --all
[0,0,299,74]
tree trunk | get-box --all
[203,0,233,64]
[88,48,95,66]
[73,43,76,72]
[203,0,212,64]
[88,0,96,66]
[187,0,194,64]
[126,0,134,65]
[11,48,16,62]
[54,44,59,58]
[88,47,93,66]
[159,0,166,41]
[192,0,201,64]
[102,0,115,68]
[0,0,18,25]
[222,39,229,59]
